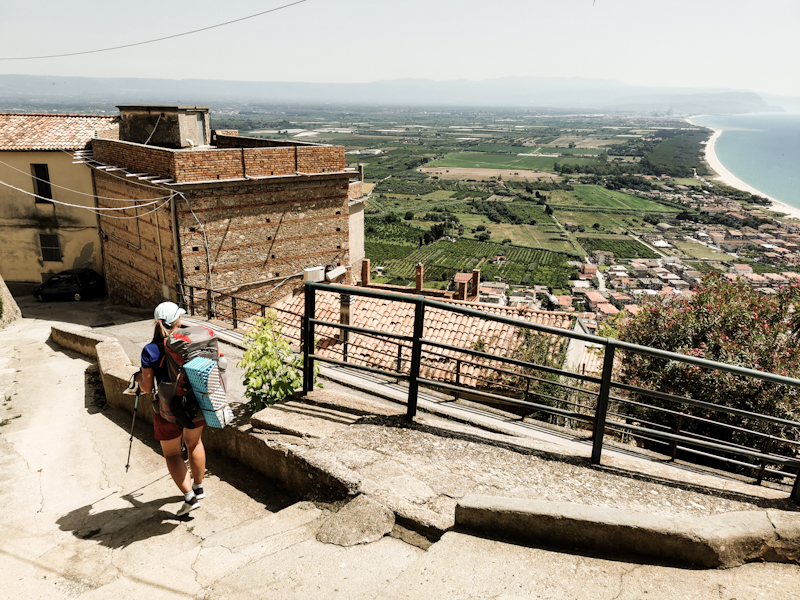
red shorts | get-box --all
[153,413,206,441]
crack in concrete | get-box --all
[612,564,643,600]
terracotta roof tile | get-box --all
[0,113,117,151]
[272,288,577,391]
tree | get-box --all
[476,232,491,242]
[616,273,800,460]
[404,211,414,220]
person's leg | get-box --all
[160,435,191,493]
[182,425,205,486]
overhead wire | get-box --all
[0,178,170,210]
[0,0,308,60]
[0,157,172,201]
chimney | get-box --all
[416,263,424,291]
[471,269,480,297]
[458,281,468,301]
[361,258,371,286]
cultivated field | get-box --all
[419,166,561,181]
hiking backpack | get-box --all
[157,325,228,428]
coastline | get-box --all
[686,118,800,221]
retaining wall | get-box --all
[50,325,354,501]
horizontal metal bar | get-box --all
[611,383,800,429]
[310,319,415,342]
[614,339,800,388]
[421,337,601,385]
[672,445,789,477]
[418,378,594,423]
[307,281,423,304]
[308,282,800,391]
[310,354,409,380]
[610,420,800,466]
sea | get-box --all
[689,113,800,209]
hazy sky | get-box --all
[2,0,799,96]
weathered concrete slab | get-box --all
[455,495,796,568]
[317,494,395,546]
[380,531,800,600]
[252,399,360,438]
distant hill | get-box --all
[0,74,788,114]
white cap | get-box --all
[154,301,185,326]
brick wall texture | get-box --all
[92,138,346,184]
[94,172,179,307]
[95,169,351,308]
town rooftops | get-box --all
[273,288,581,387]
[0,113,117,151]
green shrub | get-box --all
[239,312,319,410]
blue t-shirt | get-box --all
[141,341,168,384]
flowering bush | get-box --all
[617,273,800,459]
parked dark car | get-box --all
[32,269,106,302]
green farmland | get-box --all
[371,238,577,288]
[429,152,599,171]
[547,186,680,212]
[576,236,660,259]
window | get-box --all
[39,234,61,262]
[32,164,53,203]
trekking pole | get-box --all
[125,391,139,472]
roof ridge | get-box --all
[0,112,116,119]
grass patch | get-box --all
[430,152,599,172]
[576,236,660,258]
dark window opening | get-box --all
[267,236,272,241]
[271,254,275,259]
[192,246,199,252]
[32,164,53,203]
[336,227,341,232]
[194,266,200,271]
[39,233,61,261]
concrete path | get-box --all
[2,298,800,598]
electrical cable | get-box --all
[0,157,172,201]
[142,114,161,146]
[0,0,308,60]
[96,198,173,219]
[0,178,169,210]
[175,191,215,291]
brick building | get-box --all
[0,113,117,284]
[86,105,364,307]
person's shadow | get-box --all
[56,489,196,549]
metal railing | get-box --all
[178,281,800,502]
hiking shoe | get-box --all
[123,371,142,396]
[176,497,200,516]
[192,484,205,500]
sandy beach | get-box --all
[686,118,800,221]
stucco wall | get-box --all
[0,150,102,283]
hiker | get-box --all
[136,301,206,516]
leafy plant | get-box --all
[617,273,800,460]
[239,312,319,410]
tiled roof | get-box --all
[0,113,117,151]
[272,288,579,390]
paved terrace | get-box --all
[1,294,799,598]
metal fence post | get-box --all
[188,286,195,316]
[303,284,316,394]
[396,344,403,383]
[455,359,461,400]
[670,414,684,461]
[231,296,238,329]
[591,340,616,465]
[176,283,183,308]
[792,471,800,504]
[406,297,426,422]
[207,290,214,320]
